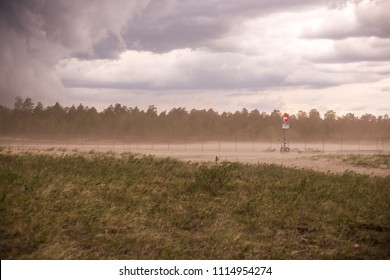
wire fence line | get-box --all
[1,134,389,153]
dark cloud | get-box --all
[123,0,349,53]
[123,0,234,52]
[0,0,150,105]
[0,0,379,109]
[75,33,125,60]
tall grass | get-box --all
[1,152,389,259]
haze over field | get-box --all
[1,0,389,116]
[1,1,390,263]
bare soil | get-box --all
[2,141,389,177]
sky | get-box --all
[0,0,389,116]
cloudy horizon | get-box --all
[1,0,389,116]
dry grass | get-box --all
[1,150,390,259]
[340,154,390,169]
[312,154,390,169]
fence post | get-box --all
[340,138,343,151]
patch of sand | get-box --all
[1,142,389,177]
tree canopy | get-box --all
[0,97,389,140]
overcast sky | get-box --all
[1,0,389,116]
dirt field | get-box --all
[2,140,389,177]
[149,150,390,177]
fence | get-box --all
[1,134,389,153]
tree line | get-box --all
[0,97,389,141]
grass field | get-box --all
[1,150,389,259]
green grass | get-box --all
[1,152,389,259]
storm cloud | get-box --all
[0,0,149,104]
[0,0,389,115]
[122,0,344,53]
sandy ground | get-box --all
[138,149,390,177]
[2,142,389,177]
